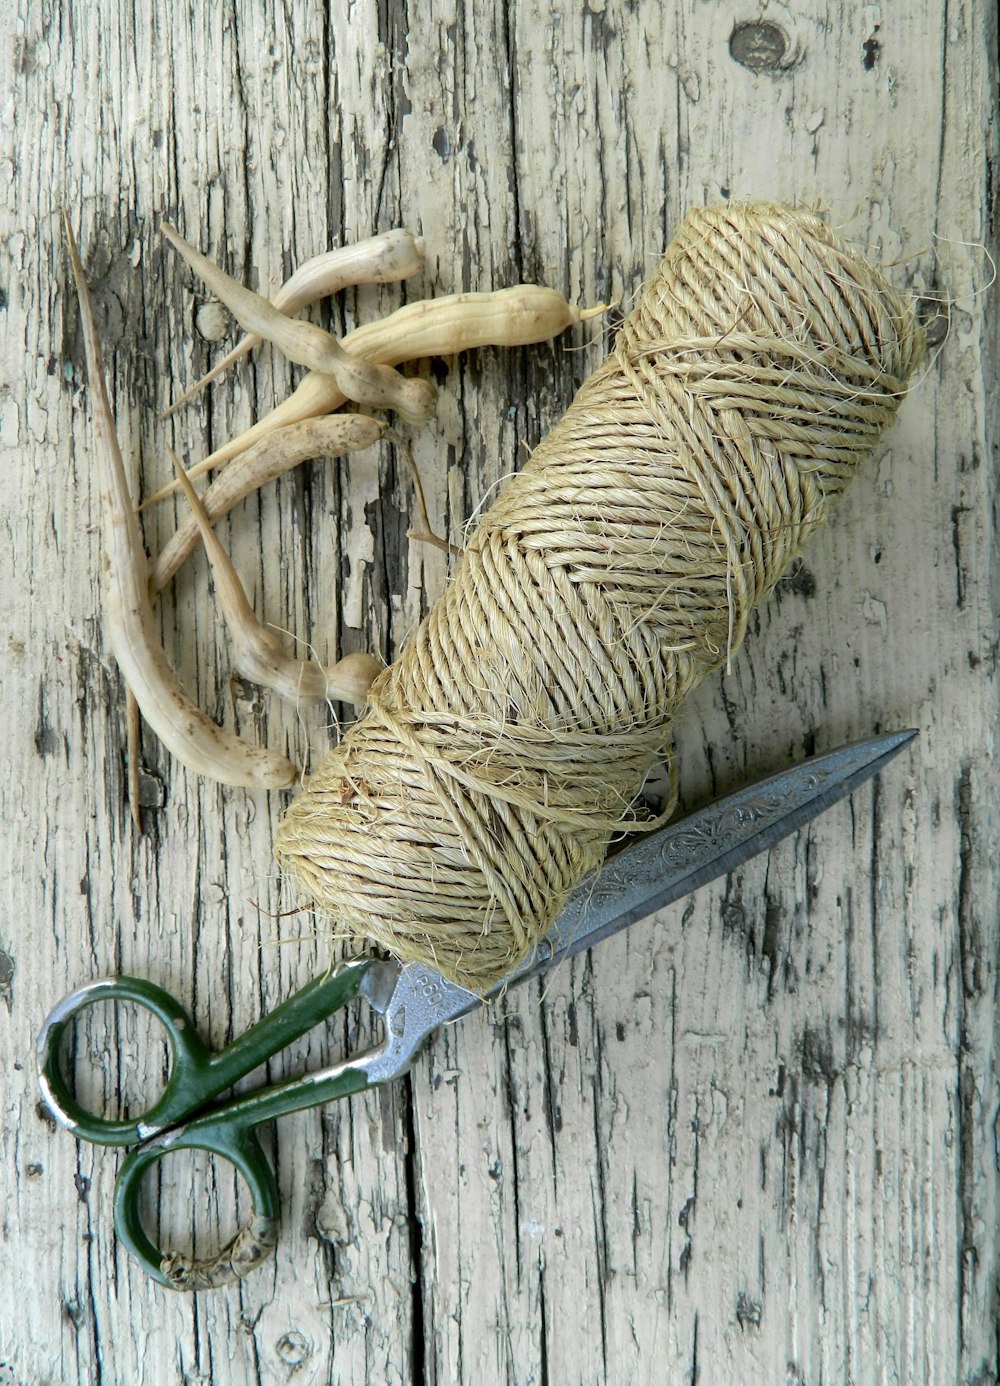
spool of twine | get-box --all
[275,201,923,991]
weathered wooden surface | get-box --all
[1,2,996,1382]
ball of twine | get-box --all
[275,201,923,991]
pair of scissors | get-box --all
[37,729,914,1291]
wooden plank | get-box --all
[1,2,995,1383]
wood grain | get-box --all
[1,2,996,1383]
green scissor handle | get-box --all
[37,960,382,1288]
[37,974,217,1146]
[113,1111,282,1290]
[112,1058,373,1289]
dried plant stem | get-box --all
[383,432,463,559]
[126,689,142,829]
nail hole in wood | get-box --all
[729,21,790,73]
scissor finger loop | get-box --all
[36,975,212,1145]
[113,1118,280,1290]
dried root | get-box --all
[64,215,298,804]
[150,415,385,593]
[160,222,437,425]
[160,229,425,417]
[67,210,605,800]
[169,449,381,708]
[142,285,607,505]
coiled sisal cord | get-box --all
[275,201,924,991]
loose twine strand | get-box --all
[275,201,924,991]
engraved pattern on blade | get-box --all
[530,763,843,976]
[646,770,827,880]
[584,767,829,908]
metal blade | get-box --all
[494,728,916,995]
[375,729,915,1053]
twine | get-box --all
[275,201,923,991]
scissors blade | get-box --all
[497,728,916,995]
[369,729,915,1069]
